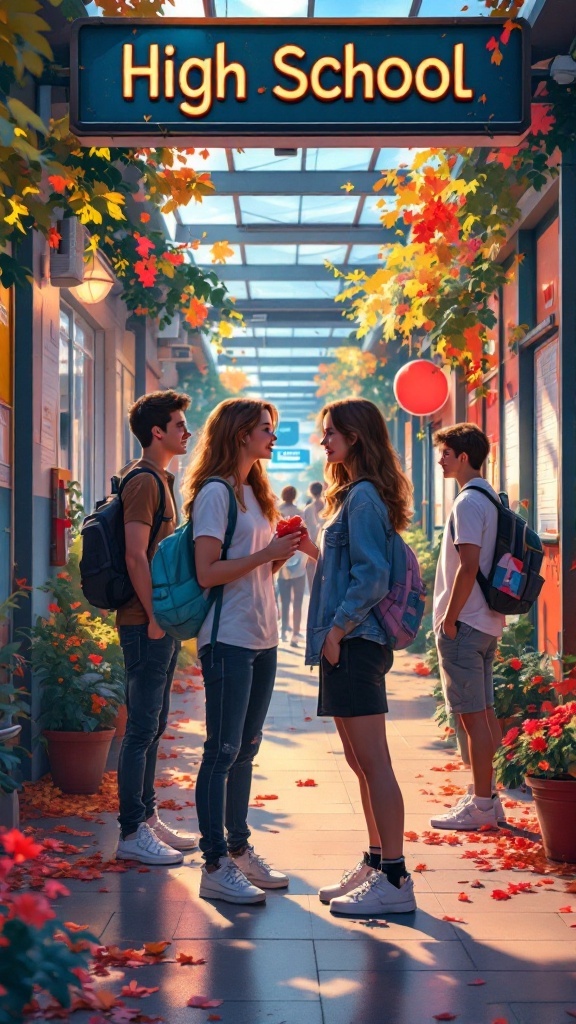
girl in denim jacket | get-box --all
[305,398,416,917]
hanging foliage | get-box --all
[0,0,238,341]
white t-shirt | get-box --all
[192,481,278,650]
[433,478,505,638]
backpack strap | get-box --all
[194,477,238,648]
[117,467,167,554]
[448,484,502,593]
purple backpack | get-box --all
[373,531,427,650]
[343,487,427,650]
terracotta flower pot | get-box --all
[44,729,115,795]
[114,703,128,739]
[526,775,576,864]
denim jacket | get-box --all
[305,480,393,666]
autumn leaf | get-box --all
[491,47,504,66]
[210,240,235,264]
[48,174,70,194]
[187,996,223,1008]
[177,952,207,965]
[120,980,159,998]
[254,794,278,800]
[143,940,171,956]
[442,915,465,923]
[135,235,155,259]
[341,182,354,192]
[48,226,62,249]
[457,892,472,903]
[185,297,209,328]
[134,259,157,288]
[433,1014,457,1021]
[296,779,318,787]
[491,889,512,901]
[559,906,574,913]
[414,863,428,872]
[467,979,486,986]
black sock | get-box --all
[381,857,407,888]
[368,846,382,870]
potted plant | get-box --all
[494,702,576,863]
[492,619,557,730]
[28,574,125,794]
[0,589,30,827]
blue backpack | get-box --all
[151,477,237,643]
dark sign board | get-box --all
[70,18,530,147]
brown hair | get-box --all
[320,398,413,532]
[433,423,490,471]
[309,481,323,498]
[281,486,297,504]
[128,389,190,448]
[181,398,280,524]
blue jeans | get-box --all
[117,625,178,839]
[196,642,277,865]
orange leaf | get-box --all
[442,915,465,923]
[143,940,171,956]
[177,952,207,965]
[254,794,278,800]
[457,892,472,903]
[120,979,159,998]
[187,996,223,1008]
[296,779,317,787]
[140,212,151,223]
[48,174,70,194]
[404,831,419,842]
[414,863,428,872]
[559,906,574,913]
[184,297,209,328]
[93,990,118,1010]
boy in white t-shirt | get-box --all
[431,424,505,831]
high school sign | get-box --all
[70,18,530,147]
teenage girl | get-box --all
[305,398,416,916]
[181,398,301,904]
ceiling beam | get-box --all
[177,224,392,245]
[196,263,377,281]
[207,171,392,196]
[220,355,329,367]
[222,336,353,347]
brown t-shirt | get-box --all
[116,458,177,626]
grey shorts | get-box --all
[437,622,498,715]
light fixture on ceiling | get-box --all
[69,255,114,304]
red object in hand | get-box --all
[277,515,304,537]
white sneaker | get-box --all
[431,788,506,827]
[431,798,499,831]
[318,853,375,903]
[147,812,198,851]
[330,871,416,916]
[231,846,288,889]
[116,822,183,865]
[199,856,266,904]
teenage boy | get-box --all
[431,423,505,831]
[116,390,198,865]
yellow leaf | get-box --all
[105,201,125,221]
[89,147,111,160]
[210,240,235,264]
[218,320,234,338]
[341,181,354,193]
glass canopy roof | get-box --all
[146,0,545,422]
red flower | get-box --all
[529,736,547,752]
[48,603,61,614]
[1,830,43,863]
[88,654,104,665]
[502,727,520,747]
[523,718,543,735]
[509,658,523,671]
[537,760,550,772]
[48,226,62,249]
[9,893,55,929]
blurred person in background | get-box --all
[302,481,325,594]
[278,485,308,646]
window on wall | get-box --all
[59,306,95,513]
[535,338,559,537]
[116,360,136,468]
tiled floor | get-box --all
[24,644,576,1024]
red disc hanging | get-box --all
[393,359,450,417]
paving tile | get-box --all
[313,937,475,971]
[99,897,187,942]
[308,894,457,942]
[510,1004,576,1023]
[461,939,576,971]
[174,894,314,940]
[450,912,572,940]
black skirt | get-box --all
[318,637,393,718]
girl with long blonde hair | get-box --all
[182,398,302,905]
[305,398,417,917]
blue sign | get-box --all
[276,421,300,446]
[70,19,530,146]
[271,448,311,467]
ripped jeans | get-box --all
[196,642,278,865]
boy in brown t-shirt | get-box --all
[115,390,198,866]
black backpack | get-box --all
[79,467,165,611]
[450,486,545,616]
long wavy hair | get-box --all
[320,398,413,532]
[181,398,280,524]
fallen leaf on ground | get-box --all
[177,952,207,965]
[442,915,465,923]
[491,889,512,901]
[143,941,171,956]
[186,996,223,1008]
[296,779,317,787]
[458,892,472,902]
[414,863,428,872]
[120,980,159,998]
[254,794,278,800]
[467,978,486,986]
[559,906,574,913]
[433,1014,457,1021]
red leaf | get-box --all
[467,978,486,986]
[559,906,574,913]
[414,863,428,872]
[48,226,62,249]
[486,36,498,51]
[176,952,207,965]
[186,997,223,1008]
[48,174,70,194]
[207,1017,222,1022]
[433,1014,457,1021]
[442,915,465,923]
[254,794,278,801]
[296,779,317,787]
[457,892,472,903]
[491,889,512,901]
[135,235,155,259]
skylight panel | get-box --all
[244,245,297,265]
[178,195,236,225]
[300,195,359,224]
[240,195,300,224]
